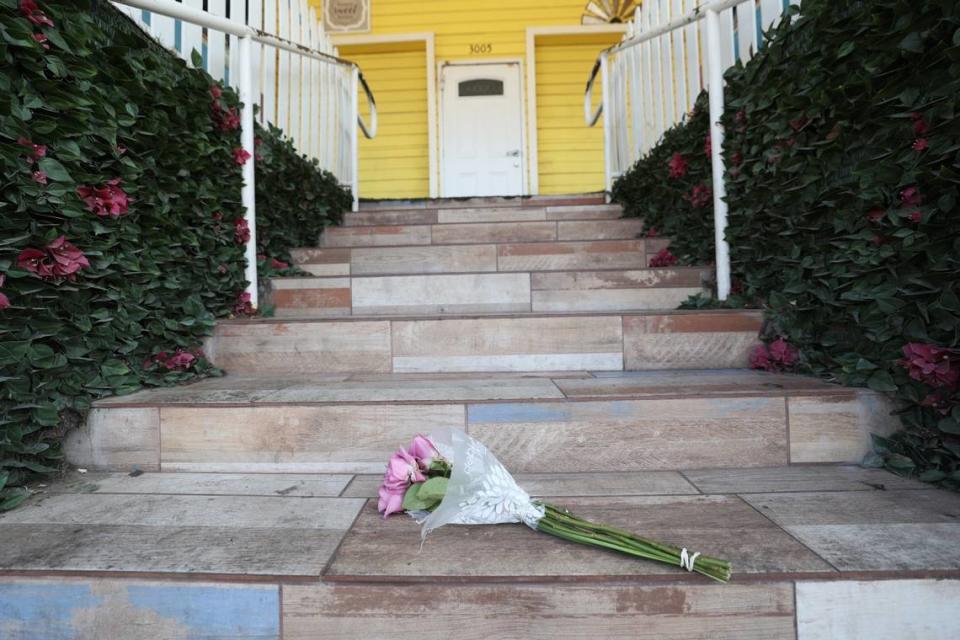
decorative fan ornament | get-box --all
[581,0,639,24]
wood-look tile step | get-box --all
[267,268,708,317]
[343,204,625,227]
[357,194,605,211]
[320,218,645,248]
[205,310,762,374]
[4,468,954,639]
[292,238,666,276]
[68,370,899,474]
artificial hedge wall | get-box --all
[611,0,960,485]
[0,0,350,509]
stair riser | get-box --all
[321,219,645,248]
[293,239,665,276]
[344,204,624,227]
[358,194,606,211]
[66,390,895,474]
[268,269,707,317]
[7,577,955,640]
[206,312,761,374]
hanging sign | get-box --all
[323,0,370,33]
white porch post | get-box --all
[600,53,613,198]
[238,34,258,308]
[705,7,732,301]
[350,66,360,212]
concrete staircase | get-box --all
[5,195,958,639]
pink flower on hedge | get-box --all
[750,338,799,372]
[646,227,659,238]
[145,348,201,371]
[234,291,255,315]
[911,112,928,135]
[212,104,240,132]
[270,258,289,270]
[912,138,928,152]
[703,134,712,157]
[31,170,48,185]
[19,0,54,27]
[689,183,712,208]
[870,235,885,247]
[667,153,688,179]
[921,390,956,416]
[0,292,9,310]
[77,178,129,218]
[232,148,252,165]
[907,210,922,224]
[730,152,743,166]
[900,186,922,207]
[898,343,959,390]
[209,84,223,99]
[234,218,250,244]
[17,137,46,161]
[31,32,49,49]
[212,211,223,222]
[648,248,677,268]
[866,208,885,223]
[17,236,90,280]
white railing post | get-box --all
[350,66,360,212]
[600,53,613,197]
[238,33,259,308]
[705,7,731,300]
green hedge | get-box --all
[611,0,960,485]
[0,0,350,509]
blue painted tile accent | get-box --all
[0,580,279,640]
[468,402,571,424]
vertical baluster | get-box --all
[658,0,675,132]
[181,0,204,66]
[671,0,688,119]
[206,0,228,80]
[262,0,278,127]
[685,0,702,101]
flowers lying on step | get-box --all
[378,430,732,583]
[17,236,90,281]
[648,247,677,268]
[750,338,799,372]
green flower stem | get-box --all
[536,502,732,583]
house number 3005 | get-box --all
[469,43,493,54]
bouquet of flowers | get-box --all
[378,428,732,583]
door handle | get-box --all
[506,150,521,157]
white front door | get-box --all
[440,63,525,197]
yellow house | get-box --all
[313,0,633,199]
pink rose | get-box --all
[384,447,426,487]
[378,484,405,517]
[408,434,438,465]
[233,148,252,165]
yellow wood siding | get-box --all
[535,32,622,194]
[317,0,624,198]
[340,43,429,199]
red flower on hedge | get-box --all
[209,84,223,99]
[234,291,255,316]
[31,32,49,49]
[911,112,928,135]
[750,338,798,372]
[667,153,688,178]
[900,186,922,207]
[212,211,223,222]
[922,389,956,416]
[0,274,9,311]
[912,138,928,152]
[233,147,251,165]
[703,135,712,158]
[866,208,885,223]
[788,118,808,131]
[32,170,48,185]
[17,236,90,280]
[907,210,922,224]
[19,0,54,27]
[77,178,129,218]
[17,137,46,162]
[730,152,743,166]
[234,218,250,244]
[689,183,712,208]
[898,343,959,390]
[212,103,240,132]
[145,348,200,371]
[270,258,290,270]
[648,248,677,268]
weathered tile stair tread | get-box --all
[93,369,846,407]
[216,307,761,324]
[2,468,952,585]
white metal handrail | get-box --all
[114,0,377,309]
[585,0,798,301]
